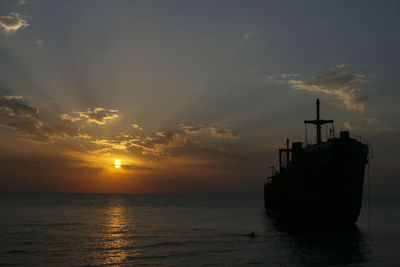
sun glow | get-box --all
[114,159,121,169]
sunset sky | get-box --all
[1,0,399,195]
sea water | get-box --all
[0,193,399,266]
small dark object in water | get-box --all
[245,231,255,237]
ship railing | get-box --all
[328,133,373,160]
[350,134,373,160]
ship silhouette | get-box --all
[264,99,370,226]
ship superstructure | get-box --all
[264,99,370,226]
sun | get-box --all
[114,159,121,169]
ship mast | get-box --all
[304,99,333,144]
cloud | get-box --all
[281,73,300,79]
[363,118,379,124]
[288,70,367,112]
[0,12,29,33]
[60,113,80,122]
[256,74,286,85]
[131,123,143,131]
[35,38,42,46]
[243,30,262,41]
[181,124,204,134]
[0,95,39,118]
[375,126,396,132]
[77,108,118,124]
[129,129,241,162]
[41,125,81,138]
[209,127,239,140]
[90,130,181,156]
[344,122,353,131]
[138,131,180,152]
[180,123,239,140]
[91,138,128,152]
[62,107,118,124]
[4,121,81,143]
[6,121,41,134]
[88,122,240,158]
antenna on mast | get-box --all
[304,99,334,144]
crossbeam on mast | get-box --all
[304,99,333,144]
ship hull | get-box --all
[264,138,369,226]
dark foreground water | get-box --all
[0,194,399,266]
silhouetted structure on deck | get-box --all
[264,99,370,226]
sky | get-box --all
[0,0,399,195]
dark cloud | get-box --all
[0,12,29,33]
[0,95,39,118]
[288,70,367,111]
[126,131,181,155]
[6,121,41,135]
[4,121,81,143]
[41,125,81,138]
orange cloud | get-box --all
[60,113,80,122]
[61,107,119,124]
[131,123,143,131]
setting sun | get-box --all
[114,159,121,169]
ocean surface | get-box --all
[0,193,399,266]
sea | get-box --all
[0,193,399,266]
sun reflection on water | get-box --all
[103,199,131,265]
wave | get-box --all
[19,222,86,227]
[3,250,29,254]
